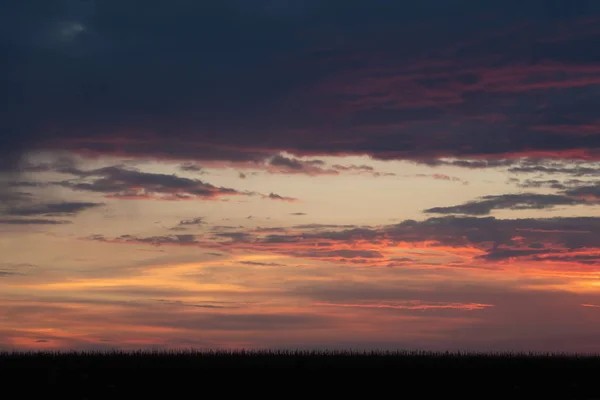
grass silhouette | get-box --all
[3,348,600,368]
[3,350,600,398]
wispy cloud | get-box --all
[313,301,493,311]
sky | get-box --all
[3,0,600,352]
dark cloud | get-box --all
[424,193,598,215]
[0,218,71,225]
[151,299,231,309]
[412,173,468,184]
[332,164,374,172]
[290,212,307,216]
[4,201,104,217]
[267,155,338,175]
[291,224,357,229]
[415,159,519,169]
[53,165,248,200]
[177,217,205,226]
[514,179,573,190]
[508,161,600,176]
[85,214,600,272]
[295,249,384,259]
[0,190,34,207]
[565,183,600,200]
[88,233,201,247]
[211,225,244,231]
[251,227,287,233]
[255,215,600,264]
[330,164,396,177]
[477,248,557,261]
[4,1,600,174]
[213,232,253,242]
[263,192,298,202]
[239,261,284,267]
[531,253,600,265]
[179,163,204,173]
[44,165,294,201]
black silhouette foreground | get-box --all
[2,350,600,398]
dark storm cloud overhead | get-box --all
[4,1,600,172]
[423,193,598,215]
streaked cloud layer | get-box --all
[2,1,600,352]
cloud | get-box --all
[47,165,295,201]
[415,159,519,169]
[267,155,337,175]
[179,163,204,173]
[0,190,35,206]
[508,160,600,176]
[582,304,600,308]
[565,183,600,200]
[53,166,248,200]
[86,214,600,270]
[262,193,298,202]
[4,201,104,217]
[512,178,593,190]
[87,233,201,247]
[213,232,253,242]
[423,193,596,215]
[290,212,307,216]
[239,261,284,267]
[313,301,493,311]
[412,173,468,184]
[296,249,384,259]
[291,224,357,229]
[0,218,71,225]
[151,299,231,309]
[177,217,205,226]
[331,164,396,177]
[4,1,600,175]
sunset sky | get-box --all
[4,1,600,352]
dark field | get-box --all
[2,350,600,398]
